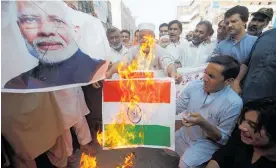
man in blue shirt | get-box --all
[166,56,243,168]
[213,6,257,63]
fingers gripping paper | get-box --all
[1,1,110,93]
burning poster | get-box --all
[101,78,176,150]
[1,0,109,93]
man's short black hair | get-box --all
[159,23,168,30]
[239,97,276,143]
[225,5,249,22]
[135,29,139,35]
[208,55,240,80]
[106,27,120,37]
[197,20,214,36]
[120,29,130,36]
[168,20,182,33]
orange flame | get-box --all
[97,35,157,149]
[116,152,136,168]
[80,153,97,168]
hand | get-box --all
[171,72,182,84]
[92,82,101,89]
[182,112,206,127]
[231,80,242,95]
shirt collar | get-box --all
[206,85,228,97]
[228,33,249,43]
[189,41,208,47]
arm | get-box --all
[215,102,242,145]
[206,127,241,168]
[231,63,248,94]
[199,118,222,141]
[206,160,220,168]
[156,46,182,83]
[184,102,242,143]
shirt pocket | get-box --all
[207,108,219,125]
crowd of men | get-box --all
[94,5,276,168]
[2,4,276,168]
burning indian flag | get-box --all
[101,77,176,150]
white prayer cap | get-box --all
[138,23,155,32]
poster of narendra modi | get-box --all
[1,0,110,93]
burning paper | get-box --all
[101,78,176,150]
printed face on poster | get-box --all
[1,1,110,93]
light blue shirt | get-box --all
[175,80,243,166]
[213,34,257,62]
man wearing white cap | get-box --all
[106,23,182,83]
[127,22,182,83]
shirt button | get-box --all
[39,76,46,81]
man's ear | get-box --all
[224,77,234,85]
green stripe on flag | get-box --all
[103,124,170,147]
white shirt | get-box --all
[107,45,129,64]
[126,45,174,75]
[165,39,185,61]
[180,41,215,67]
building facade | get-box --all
[177,0,276,37]
[111,0,137,39]
[64,0,112,30]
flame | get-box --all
[116,152,136,168]
[80,153,97,168]
[97,35,157,149]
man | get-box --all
[180,21,216,67]
[206,97,276,168]
[231,28,276,103]
[216,20,228,44]
[121,29,132,48]
[159,35,170,48]
[185,31,194,42]
[107,28,128,64]
[166,20,184,61]
[159,23,169,37]
[168,56,243,168]
[213,5,257,63]
[158,23,170,48]
[133,29,139,46]
[107,22,182,83]
[247,8,274,36]
[5,1,105,89]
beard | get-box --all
[25,37,78,64]
[110,42,122,50]
[192,36,203,45]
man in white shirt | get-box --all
[106,28,128,64]
[106,23,182,83]
[180,21,216,67]
[166,20,184,62]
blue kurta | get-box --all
[175,80,243,167]
[213,34,257,63]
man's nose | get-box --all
[203,74,208,82]
[38,21,56,36]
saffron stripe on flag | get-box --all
[103,80,171,103]
[103,124,170,147]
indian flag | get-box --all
[102,78,176,150]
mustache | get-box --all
[248,25,257,31]
[33,38,65,48]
